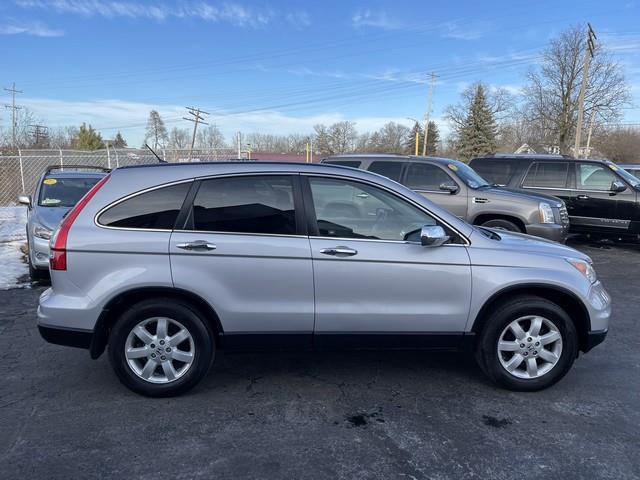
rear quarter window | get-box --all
[470,159,515,186]
[98,182,191,229]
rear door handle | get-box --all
[320,246,358,256]
[577,195,590,200]
[176,240,217,251]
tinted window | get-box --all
[405,163,455,191]
[576,163,617,191]
[368,161,404,182]
[523,162,569,188]
[471,159,515,186]
[309,177,437,241]
[38,176,102,207]
[323,160,361,168]
[192,176,296,235]
[99,182,190,229]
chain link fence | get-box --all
[0,147,243,206]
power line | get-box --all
[29,124,49,146]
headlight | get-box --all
[566,257,597,283]
[33,224,52,240]
[538,202,555,224]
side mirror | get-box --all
[421,225,450,247]
[439,183,459,194]
[17,195,31,208]
[611,180,627,193]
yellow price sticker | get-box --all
[447,164,458,171]
[608,164,619,171]
[43,178,57,185]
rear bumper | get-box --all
[38,324,92,349]
[583,329,608,353]
[525,223,569,243]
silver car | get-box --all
[18,165,109,279]
[322,155,569,242]
[37,162,610,396]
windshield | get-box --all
[38,177,102,208]
[610,163,640,188]
[447,162,491,189]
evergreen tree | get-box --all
[457,84,497,161]
[425,120,440,156]
[74,123,104,151]
[405,122,424,155]
[113,131,127,148]
[144,110,168,149]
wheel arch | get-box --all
[472,213,527,232]
[90,287,223,359]
[471,283,591,352]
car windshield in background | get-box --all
[38,177,101,207]
[611,164,640,188]
[450,162,491,189]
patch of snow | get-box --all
[0,205,29,290]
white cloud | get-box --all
[14,1,306,28]
[352,9,401,30]
[440,20,489,41]
[0,21,64,37]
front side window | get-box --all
[368,161,404,182]
[577,163,618,191]
[192,175,296,235]
[404,163,456,191]
[523,162,569,188]
[308,177,437,241]
[39,176,102,207]
[98,182,190,229]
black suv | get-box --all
[470,154,640,240]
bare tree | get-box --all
[196,125,226,150]
[328,121,358,154]
[144,110,168,149]
[523,25,630,154]
[593,126,640,163]
[167,127,190,149]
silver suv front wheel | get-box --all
[475,295,578,391]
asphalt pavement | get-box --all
[1,238,639,479]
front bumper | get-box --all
[30,235,51,269]
[525,223,569,243]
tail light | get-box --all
[50,175,110,271]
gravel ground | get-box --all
[0,238,638,479]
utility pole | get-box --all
[237,131,242,159]
[4,82,23,149]
[183,106,209,161]
[574,23,596,158]
[30,124,48,147]
[422,73,437,156]
[585,110,597,159]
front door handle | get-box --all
[320,246,358,256]
[577,194,590,200]
[176,240,217,251]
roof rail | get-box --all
[490,153,574,159]
[45,165,111,175]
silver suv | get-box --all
[37,162,610,396]
[322,155,569,242]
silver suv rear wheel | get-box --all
[125,317,195,384]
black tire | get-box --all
[28,255,49,281]
[480,218,522,232]
[475,295,578,391]
[108,299,214,397]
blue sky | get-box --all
[1,0,639,146]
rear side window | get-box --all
[404,163,454,190]
[471,159,514,186]
[323,160,361,168]
[191,175,296,235]
[98,182,190,229]
[368,161,404,182]
[522,162,569,188]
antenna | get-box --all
[145,143,166,163]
